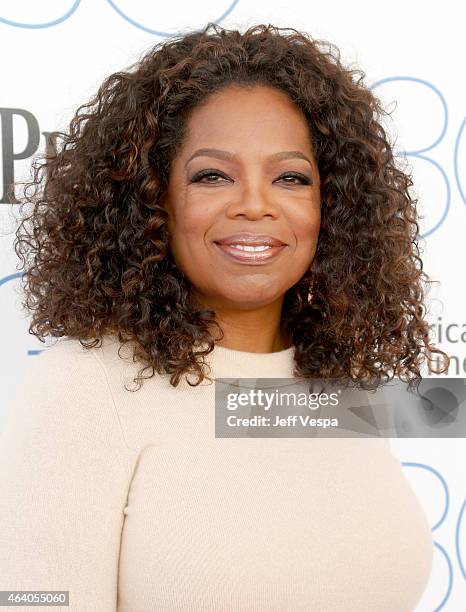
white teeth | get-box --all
[228,244,273,252]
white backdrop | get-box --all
[0,1,465,610]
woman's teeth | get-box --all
[229,245,272,252]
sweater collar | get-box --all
[99,334,296,383]
[201,343,296,381]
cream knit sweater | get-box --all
[0,335,433,611]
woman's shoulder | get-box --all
[32,334,173,402]
[30,334,132,378]
[6,336,119,429]
[33,335,101,362]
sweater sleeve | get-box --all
[0,340,133,612]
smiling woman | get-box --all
[163,83,321,352]
[2,21,449,612]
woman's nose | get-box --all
[225,182,280,219]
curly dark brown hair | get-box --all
[12,22,449,392]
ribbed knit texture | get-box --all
[0,335,433,611]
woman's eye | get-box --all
[190,170,229,184]
[276,172,312,185]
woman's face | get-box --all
[164,84,321,312]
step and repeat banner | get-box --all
[0,1,464,610]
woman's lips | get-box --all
[214,242,287,264]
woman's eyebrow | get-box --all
[186,148,312,166]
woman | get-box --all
[1,22,449,611]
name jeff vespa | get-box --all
[226,414,339,428]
